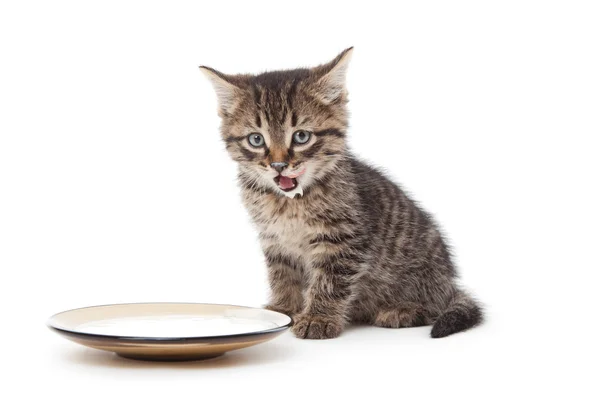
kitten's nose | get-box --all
[270,162,288,173]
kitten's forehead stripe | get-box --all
[291,112,297,127]
[287,80,298,118]
[263,89,272,125]
[278,102,288,126]
[252,86,262,109]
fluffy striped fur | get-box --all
[200,48,483,339]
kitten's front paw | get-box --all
[291,314,343,339]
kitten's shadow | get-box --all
[62,341,293,370]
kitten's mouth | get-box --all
[274,175,298,192]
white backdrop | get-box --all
[1,1,599,398]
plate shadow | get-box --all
[61,340,294,370]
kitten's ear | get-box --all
[199,66,240,115]
[312,47,354,104]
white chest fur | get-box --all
[255,202,314,260]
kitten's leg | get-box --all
[372,304,433,328]
[292,247,364,340]
[264,254,304,319]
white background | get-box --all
[1,1,599,398]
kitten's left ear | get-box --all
[199,66,241,115]
[312,47,354,104]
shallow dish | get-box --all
[47,303,292,361]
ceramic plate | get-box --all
[47,303,292,361]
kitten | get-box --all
[200,48,483,339]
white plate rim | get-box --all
[47,302,293,342]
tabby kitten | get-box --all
[200,48,483,339]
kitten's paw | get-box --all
[291,314,343,339]
[373,305,432,328]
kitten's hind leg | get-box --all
[372,304,433,328]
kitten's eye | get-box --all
[247,133,265,147]
[293,130,311,145]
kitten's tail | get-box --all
[430,290,483,338]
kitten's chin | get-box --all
[281,184,303,199]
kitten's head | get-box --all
[200,48,353,198]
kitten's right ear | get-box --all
[199,66,240,115]
[310,47,354,105]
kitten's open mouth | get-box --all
[274,175,298,192]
